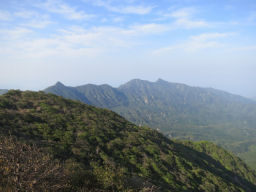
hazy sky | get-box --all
[0,0,255,97]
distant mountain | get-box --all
[0,89,8,95]
[44,79,256,169]
[76,83,129,108]
[44,82,91,104]
[1,90,256,191]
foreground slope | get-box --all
[1,90,256,191]
[45,79,256,168]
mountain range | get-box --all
[44,79,256,169]
[1,90,256,191]
[0,89,8,95]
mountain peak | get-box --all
[0,89,8,95]
[128,79,146,83]
[118,79,152,90]
[55,81,65,87]
[156,78,168,84]
[126,78,169,85]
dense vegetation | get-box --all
[1,90,256,191]
[44,79,256,168]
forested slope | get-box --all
[1,90,256,191]
[45,79,256,168]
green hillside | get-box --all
[76,83,129,108]
[44,79,256,169]
[1,90,256,191]
[44,82,92,104]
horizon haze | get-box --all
[0,0,255,97]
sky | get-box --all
[0,0,255,97]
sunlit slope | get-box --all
[1,90,256,191]
[45,79,256,168]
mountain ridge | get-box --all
[44,79,256,169]
[0,89,8,95]
[1,90,256,191]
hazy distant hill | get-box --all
[1,90,256,191]
[45,79,256,168]
[0,89,8,95]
